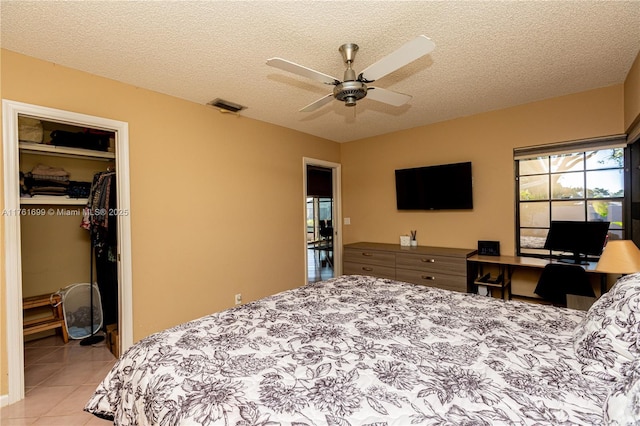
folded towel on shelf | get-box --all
[22,164,74,198]
[21,165,91,199]
[31,164,70,178]
[31,174,70,183]
[25,176,69,187]
[30,187,68,196]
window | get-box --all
[306,197,332,241]
[515,136,627,259]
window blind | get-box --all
[514,134,627,160]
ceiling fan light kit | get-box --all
[266,35,435,112]
[334,81,367,107]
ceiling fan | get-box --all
[266,35,435,112]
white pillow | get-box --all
[573,273,640,380]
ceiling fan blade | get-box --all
[366,87,412,107]
[267,58,340,85]
[359,35,435,82]
[300,94,335,112]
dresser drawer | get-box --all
[395,269,467,292]
[344,249,396,268]
[396,253,467,276]
[344,262,396,280]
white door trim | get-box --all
[2,100,133,404]
[303,157,342,283]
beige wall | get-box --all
[340,84,624,254]
[0,49,340,396]
[625,51,640,134]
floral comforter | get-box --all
[85,275,612,425]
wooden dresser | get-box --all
[344,242,476,292]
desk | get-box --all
[467,254,604,301]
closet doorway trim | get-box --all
[1,100,133,404]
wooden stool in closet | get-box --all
[22,293,69,343]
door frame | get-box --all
[2,100,133,404]
[303,157,342,282]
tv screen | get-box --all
[544,220,610,264]
[395,162,473,210]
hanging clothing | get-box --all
[82,171,118,326]
[81,171,115,247]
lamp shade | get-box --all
[595,240,640,274]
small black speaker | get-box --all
[478,240,500,256]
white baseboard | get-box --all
[1,393,9,407]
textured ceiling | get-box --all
[1,1,639,143]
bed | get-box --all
[85,274,640,425]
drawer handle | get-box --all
[362,267,373,272]
[362,252,373,257]
[421,258,435,263]
[421,275,436,280]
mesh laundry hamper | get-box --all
[57,283,103,339]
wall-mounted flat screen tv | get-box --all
[395,161,473,210]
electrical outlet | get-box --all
[234,293,242,305]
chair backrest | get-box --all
[534,263,595,305]
[319,219,332,238]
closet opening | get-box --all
[2,100,133,404]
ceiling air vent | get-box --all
[207,98,246,113]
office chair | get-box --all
[319,220,333,240]
[317,220,333,268]
[534,263,595,306]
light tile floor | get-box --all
[1,334,116,425]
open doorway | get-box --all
[303,159,341,284]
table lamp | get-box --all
[595,240,640,274]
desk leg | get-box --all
[506,265,513,300]
[467,261,478,294]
